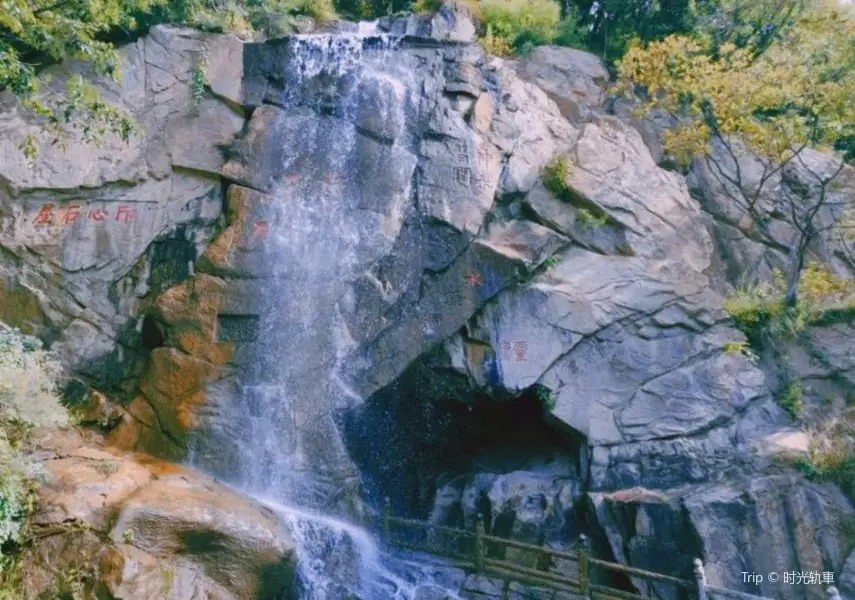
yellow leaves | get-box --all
[798,263,854,307]
[617,3,855,168]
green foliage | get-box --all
[190,65,207,110]
[0,0,164,154]
[533,386,556,412]
[576,208,608,231]
[162,0,339,36]
[1,0,342,156]
[618,2,855,168]
[540,255,561,270]
[617,1,855,305]
[411,0,442,12]
[480,0,561,55]
[541,154,573,198]
[0,324,68,568]
[722,340,747,354]
[573,0,699,64]
[693,0,810,58]
[722,340,758,364]
[410,0,479,17]
[554,8,588,49]
[723,264,855,347]
[122,528,135,544]
[778,380,804,418]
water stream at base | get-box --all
[185,29,467,599]
[254,497,422,600]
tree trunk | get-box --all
[784,246,803,308]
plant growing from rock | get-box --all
[618,0,855,308]
[533,385,556,412]
[2,0,342,158]
[190,63,208,112]
[723,263,855,346]
[541,154,574,198]
[795,411,855,498]
[0,324,69,572]
[778,380,804,418]
[576,208,608,231]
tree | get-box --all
[0,0,340,158]
[692,0,809,58]
[0,0,173,158]
[564,0,699,64]
[617,0,855,307]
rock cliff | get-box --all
[0,6,853,600]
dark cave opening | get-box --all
[140,314,166,350]
[342,355,586,524]
[342,352,643,595]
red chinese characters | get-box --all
[88,208,108,222]
[32,202,140,227]
[498,341,528,362]
[32,204,54,225]
[115,205,137,223]
[464,272,483,285]
[251,220,269,240]
[62,204,81,225]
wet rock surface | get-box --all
[0,6,852,600]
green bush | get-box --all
[0,324,68,567]
[480,0,562,54]
[778,380,804,418]
[533,386,557,412]
[796,413,855,499]
[723,264,855,348]
[541,154,573,198]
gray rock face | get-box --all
[445,113,783,489]
[0,26,244,388]
[842,550,855,600]
[508,46,609,125]
[587,478,854,600]
[1,12,853,600]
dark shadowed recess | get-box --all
[342,351,586,521]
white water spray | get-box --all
[185,29,463,599]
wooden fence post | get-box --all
[475,514,486,572]
[694,558,707,600]
[383,496,391,544]
[578,534,590,598]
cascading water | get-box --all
[187,30,461,599]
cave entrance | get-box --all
[343,353,589,553]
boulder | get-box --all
[21,429,296,600]
[509,46,609,124]
[586,477,854,600]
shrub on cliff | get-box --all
[480,0,562,55]
[619,0,855,309]
[0,324,68,566]
[723,264,855,348]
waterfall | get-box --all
[186,31,457,598]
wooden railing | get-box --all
[379,498,778,600]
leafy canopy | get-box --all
[0,0,341,157]
[0,0,173,156]
[617,0,855,167]
[618,0,855,308]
